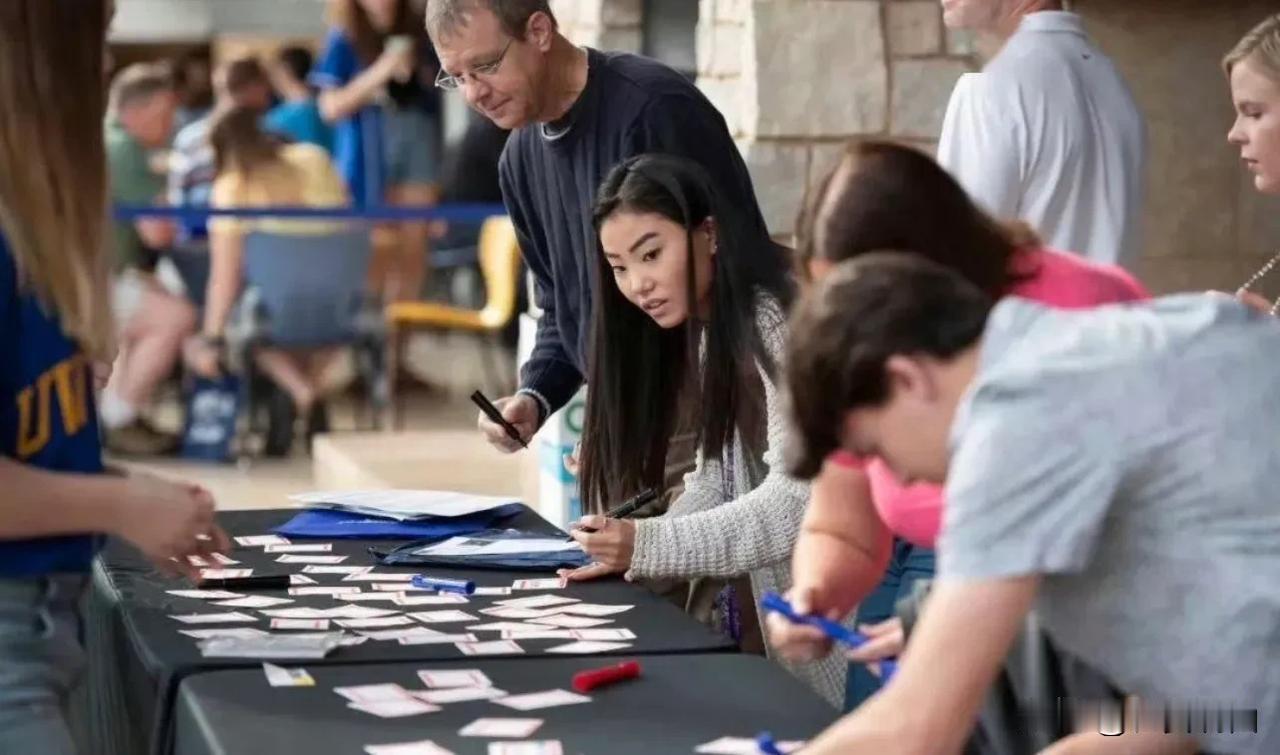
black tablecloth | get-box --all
[87,508,736,755]
[174,654,836,755]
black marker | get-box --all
[567,488,660,540]
[470,390,528,450]
[199,575,291,591]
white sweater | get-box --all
[627,300,846,707]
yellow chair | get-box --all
[385,216,521,429]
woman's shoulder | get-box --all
[1013,247,1150,306]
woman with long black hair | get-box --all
[561,153,845,705]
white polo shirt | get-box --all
[937,12,1147,270]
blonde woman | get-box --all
[186,105,350,450]
[1227,15,1280,315]
[0,2,229,751]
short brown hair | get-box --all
[1224,14,1280,83]
[425,0,557,41]
[209,105,284,177]
[108,62,173,117]
[784,253,992,479]
[794,139,1038,298]
[220,57,270,97]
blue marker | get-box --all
[760,591,898,680]
[411,575,476,595]
[756,732,785,755]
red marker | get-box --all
[571,660,641,693]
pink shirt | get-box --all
[831,248,1148,548]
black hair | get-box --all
[578,153,795,511]
[277,46,314,84]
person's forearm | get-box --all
[0,458,125,539]
[318,63,390,123]
[202,230,244,336]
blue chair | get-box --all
[232,229,386,456]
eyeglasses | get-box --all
[435,40,514,91]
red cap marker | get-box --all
[571,660,641,693]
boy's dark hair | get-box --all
[425,0,557,41]
[785,252,993,479]
[277,46,314,84]
[222,57,270,96]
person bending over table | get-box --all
[781,253,1280,755]
[0,4,231,752]
[770,139,1148,716]
[548,154,845,707]
[186,105,351,452]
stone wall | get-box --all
[551,0,644,53]
[1076,0,1280,295]
[697,0,978,233]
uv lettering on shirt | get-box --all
[16,355,90,459]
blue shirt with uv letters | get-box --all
[0,230,105,576]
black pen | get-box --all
[566,488,660,540]
[470,390,529,450]
[199,575,291,591]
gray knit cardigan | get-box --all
[627,300,846,708]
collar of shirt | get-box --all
[1017,10,1086,38]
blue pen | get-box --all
[411,575,476,595]
[760,591,898,680]
[756,732,785,755]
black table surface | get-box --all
[174,654,837,755]
[95,507,735,753]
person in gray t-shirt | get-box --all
[782,253,1280,755]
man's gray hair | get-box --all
[108,63,173,117]
[425,0,557,41]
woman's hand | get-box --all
[557,516,636,582]
[1237,289,1275,315]
[765,587,841,663]
[185,337,222,379]
[846,616,905,678]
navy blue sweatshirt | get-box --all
[499,48,771,420]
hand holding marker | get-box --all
[760,591,898,680]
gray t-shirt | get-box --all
[940,294,1280,755]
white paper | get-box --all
[271,618,331,631]
[276,554,348,564]
[214,595,294,609]
[487,743,562,755]
[559,604,633,617]
[331,605,402,619]
[455,640,523,656]
[458,718,543,738]
[418,536,581,558]
[397,633,478,645]
[265,543,332,553]
[498,629,575,640]
[473,587,512,596]
[357,627,447,642]
[263,662,315,687]
[211,553,240,565]
[364,740,456,755]
[199,569,252,580]
[466,622,550,634]
[410,610,478,624]
[290,489,517,520]
[511,579,568,591]
[418,669,492,688]
[334,683,414,703]
[170,612,257,624]
[492,689,590,711]
[187,555,211,567]
[302,565,372,575]
[695,737,805,754]
[178,627,268,640]
[413,686,507,704]
[393,594,469,606]
[570,628,636,641]
[527,614,611,629]
[494,595,579,609]
[375,583,428,592]
[335,615,415,629]
[235,535,289,547]
[288,586,361,596]
[544,640,632,654]
[262,607,331,619]
[167,590,243,600]
[290,574,318,585]
[338,592,401,602]
[348,699,440,718]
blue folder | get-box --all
[375,528,592,572]
[272,503,525,540]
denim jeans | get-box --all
[0,575,88,755]
[843,538,936,712]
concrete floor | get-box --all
[120,331,528,512]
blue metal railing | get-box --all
[112,202,508,224]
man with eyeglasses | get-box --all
[427,10,772,459]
